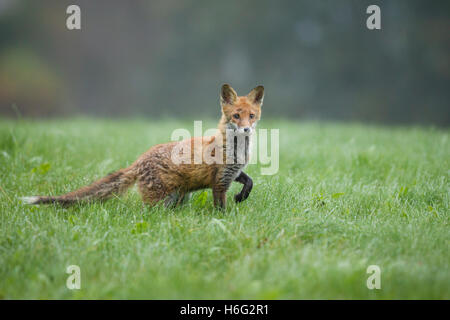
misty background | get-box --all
[0,0,449,125]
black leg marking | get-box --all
[234,171,253,203]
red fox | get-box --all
[23,84,264,209]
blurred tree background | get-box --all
[0,0,448,125]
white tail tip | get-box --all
[20,196,40,204]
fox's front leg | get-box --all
[213,186,226,209]
[234,171,253,203]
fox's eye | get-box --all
[250,114,255,119]
[233,114,240,119]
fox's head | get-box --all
[220,84,264,135]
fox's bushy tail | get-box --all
[22,165,137,206]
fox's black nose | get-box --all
[244,128,250,133]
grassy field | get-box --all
[0,118,448,299]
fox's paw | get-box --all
[234,193,244,203]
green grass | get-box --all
[0,118,448,299]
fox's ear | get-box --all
[220,84,237,106]
[247,85,264,105]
